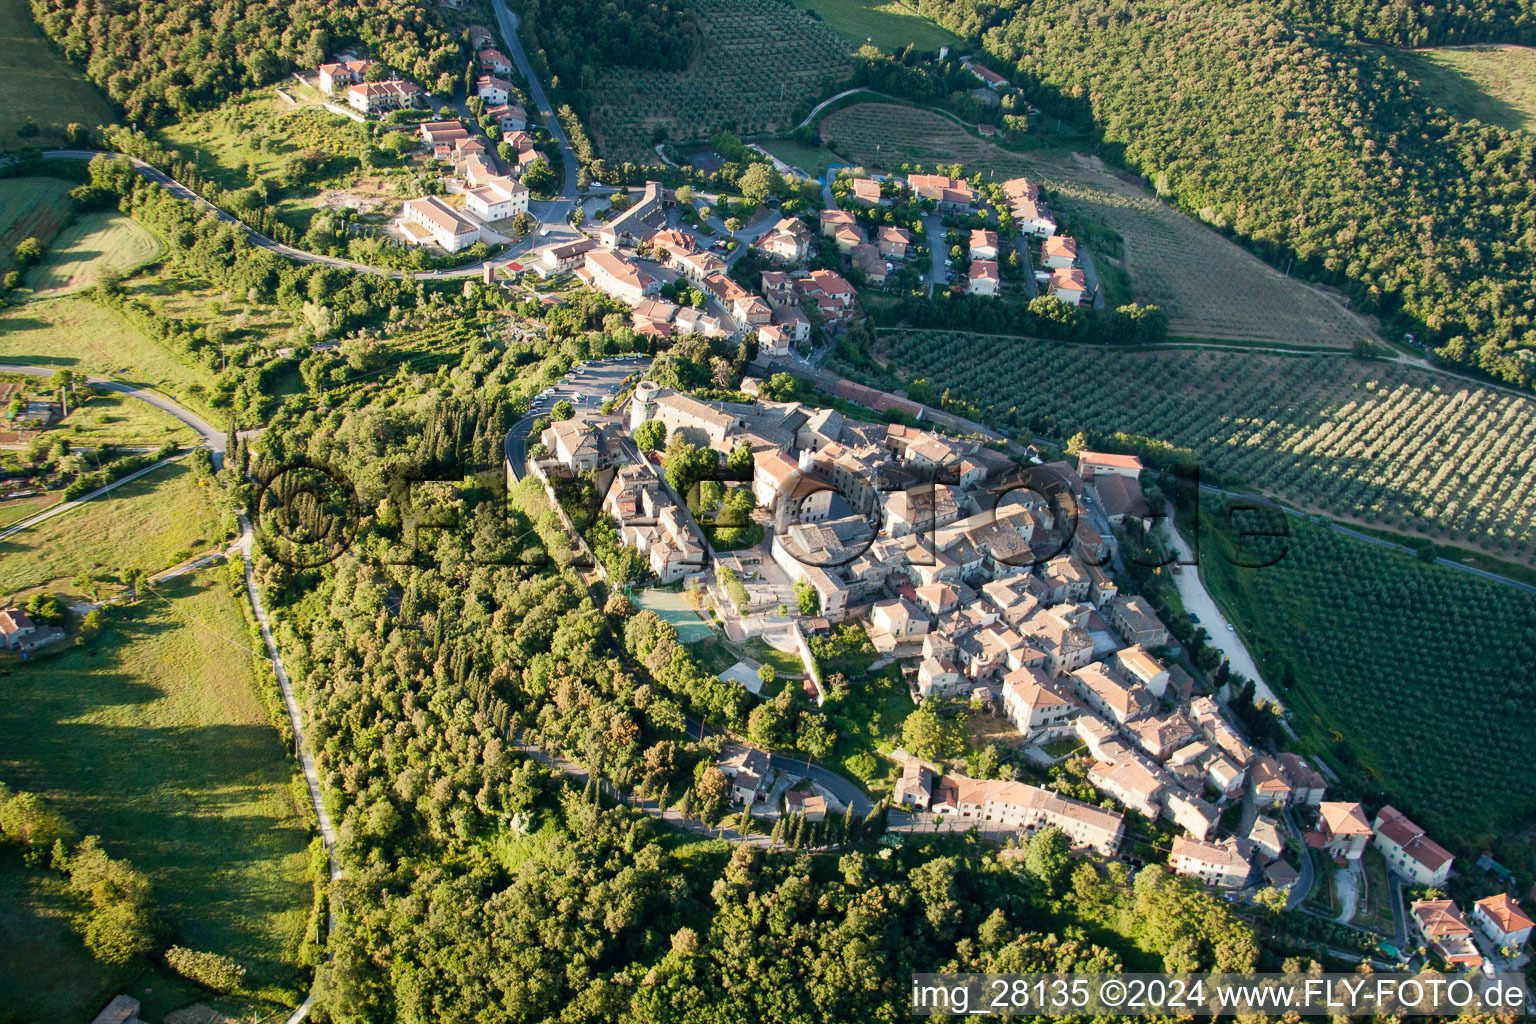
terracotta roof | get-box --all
[1044,235,1078,260]
[1320,801,1372,836]
[968,259,999,282]
[1373,805,1452,871]
[1475,893,1535,934]
[1079,451,1144,471]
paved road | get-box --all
[1280,806,1314,909]
[923,213,947,296]
[0,363,223,452]
[1077,247,1106,309]
[491,0,579,222]
[504,356,649,480]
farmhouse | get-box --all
[964,60,1010,90]
[464,175,529,223]
[401,196,480,252]
[347,79,424,115]
[1372,805,1453,887]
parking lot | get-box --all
[527,355,649,418]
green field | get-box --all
[589,0,854,162]
[28,212,164,296]
[868,332,1536,564]
[0,574,312,1007]
[0,459,225,593]
[1388,45,1536,134]
[0,297,218,418]
[819,102,1375,347]
[0,0,116,144]
[757,137,844,179]
[789,0,961,52]
[1193,496,1536,850]
[0,176,75,265]
[54,389,196,446]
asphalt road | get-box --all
[504,357,649,480]
[0,363,223,451]
[491,0,580,221]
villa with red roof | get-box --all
[1411,900,1483,968]
[1309,801,1373,861]
[1472,893,1534,950]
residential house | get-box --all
[929,775,1125,855]
[895,762,936,810]
[1113,644,1170,698]
[1411,900,1484,968]
[0,608,38,649]
[1088,756,1164,819]
[486,103,528,132]
[1001,667,1076,737]
[757,217,812,263]
[770,304,811,343]
[1472,894,1534,950]
[317,59,372,93]
[584,250,660,305]
[798,269,858,326]
[478,48,513,75]
[850,177,883,205]
[346,79,424,114]
[476,75,514,105]
[970,229,999,260]
[1107,595,1170,647]
[718,747,773,806]
[1043,234,1078,269]
[1372,805,1454,887]
[819,208,858,237]
[1312,801,1372,861]
[1248,816,1285,862]
[401,196,480,252]
[1011,196,1058,238]
[464,174,529,222]
[1078,452,1144,481]
[964,60,1010,90]
[419,119,469,145]
[851,242,886,284]
[968,260,999,297]
[1170,836,1253,889]
[877,225,911,259]
[1164,789,1220,840]
[908,174,974,212]
[1049,267,1090,306]
[533,237,595,277]
[784,790,829,821]
[1071,662,1156,725]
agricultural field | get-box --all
[0,0,116,144]
[0,459,225,593]
[0,296,218,418]
[819,103,1377,347]
[874,331,1536,564]
[588,0,854,163]
[0,573,313,1004]
[0,176,75,266]
[1386,45,1536,135]
[27,212,164,295]
[789,0,961,52]
[1193,495,1536,847]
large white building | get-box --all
[465,174,529,223]
[401,196,481,252]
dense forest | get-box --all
[916,0,1536,391]
[510,0,701,108]
[1265,0,1536,46]
[28,0,462,123]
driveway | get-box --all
[923,213,947,295]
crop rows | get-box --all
[589,0,853,163]
[882,330,1536,562]
[1207,499,1536,843]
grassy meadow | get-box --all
[789,0,961,52]
[28,212,164,296]
[1388,44,1536,134]
[0,0,116,144]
